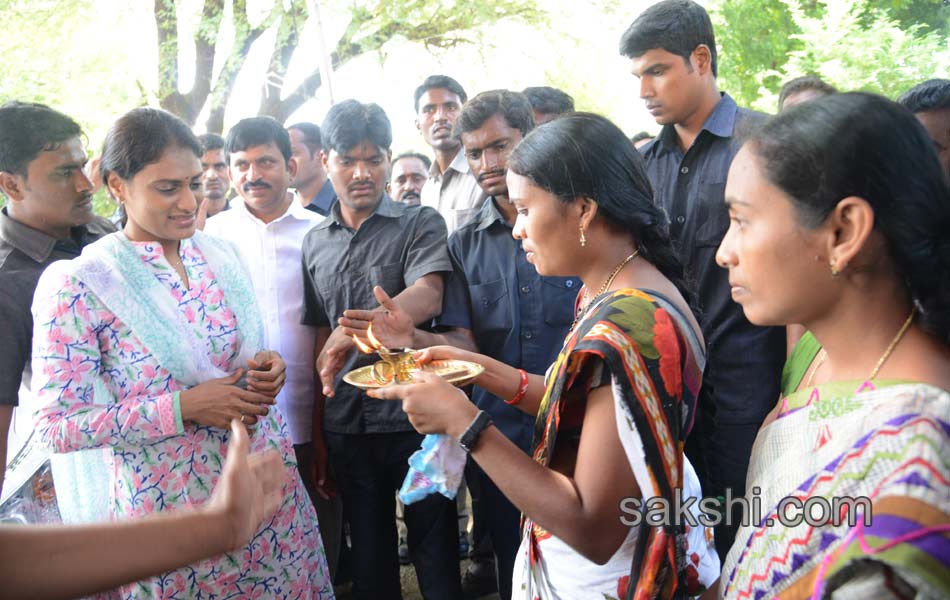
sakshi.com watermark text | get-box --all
[619,487,873,528]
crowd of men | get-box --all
[1,0,948,599]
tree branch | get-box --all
[185,0,225,122]
[204,0,282,133]
[155,0,185,117]
[263,0,541,123]
[258,0,308,117]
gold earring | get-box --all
[830,259,840,278]
[579,226,587,247]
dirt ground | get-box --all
[332,560,500,600]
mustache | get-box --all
[401,191,420,200]
[477,169,505,183]
[242,180,271,192]
[348,181,374,191]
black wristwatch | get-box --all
[458,410,493,453]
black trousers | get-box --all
[326,430,462,600]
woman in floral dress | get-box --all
[29,107,333,599]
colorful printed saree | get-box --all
[721,334,950,599]
[513,289,720,599]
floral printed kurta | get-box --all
[30,238,333,599]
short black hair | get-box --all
[321,100,392,154]
[0,101,83,176]
[522,86,575,116]
[225,116,292,164]
[777,75,838,110]
[197,132,225,154]
[619,0,718,78]
[454,90,535,140]
[394,151,431,171]
[631,131,655,144]
[287,122,323,156]
[898,79,950,114]
[101,107,201,185]
[413,75,468,113]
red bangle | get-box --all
[506,369,529,405]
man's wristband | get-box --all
[458,410,493,453]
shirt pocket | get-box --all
[542,278,579,327]
[468,278,512,335]
[694,182,729,247]
[454,207,480,229]
[369,262,405,297]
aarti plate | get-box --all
[343,359,485,390]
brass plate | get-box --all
[343,359,485,390]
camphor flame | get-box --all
[352,323,387,354]
[352,334,374,354]
[366,323,386,351]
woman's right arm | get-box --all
[414,346,548,416]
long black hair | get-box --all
[507,112,697,314]
[749,92,950,343]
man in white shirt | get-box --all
[415,75,486,232]
[203,116,341,577]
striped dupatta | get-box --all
[721,381,950,599]
[518,288,719,599]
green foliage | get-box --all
[0,0,146,150]
[869,0,950,35]
[782,1,950,104]
[710,0,950,112]
[712,0,802,110]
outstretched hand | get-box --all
[339,286,415,350]
[206,419,285,552]
[367,372,477,438]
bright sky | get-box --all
[173,0,665,153]
[4,0,667,150]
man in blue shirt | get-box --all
[288,122,337,216]
[340,90,580,600]
[620,0,786,559]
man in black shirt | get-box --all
[620,0,786,559]
[0,101,114,495]
[288,122,337,216]
[301,100,460,599]
[338,91,581,599]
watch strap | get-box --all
[458,410,493,453]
